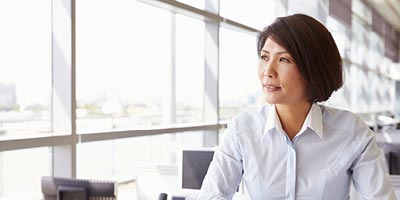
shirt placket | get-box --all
[285,136,297,200]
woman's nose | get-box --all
[263,62,276,78]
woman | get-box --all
[198,14,396,199]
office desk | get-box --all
[135,173,247,200]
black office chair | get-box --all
[41,176,117,200]
[158,193,168,200]
[380,142,400,175]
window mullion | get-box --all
[51,0,76,178]
[203,0,220,147]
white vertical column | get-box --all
[161,9,176,163]
[51,0,76,178]
[203,0,220,147]
[164,11,176,126]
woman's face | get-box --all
[258,37,309,105]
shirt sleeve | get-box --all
[198,118,244,200]
[351,128,397,199]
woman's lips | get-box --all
[264,84,281,92]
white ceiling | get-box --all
[365,0,400,32]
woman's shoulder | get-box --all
[228,105,271,133]
[319,104,356,119]
[233,105,271,123]
[319,104,371,136]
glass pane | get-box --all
[175,14,205,124]
[77,132,204,199]
[352,0,371,25]
[325,64,351,110]
[77,132,204,179]
[0,0,52,138]
[219,27,261,121]
[368,31,384,71]
[342,64,352,110]
[77,140,114,179]
[382,57,392,75]
[326,16,351,59]
[0,147,51,199]
[373,75,392,113]
[384,78,394,111]
[354,66,369,113]
[287,0,325,22]
[76,0,171,132]
[351,17,368,66]
[220,0,279,30]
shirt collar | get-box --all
[303,103,324,139]
[263,103,324,140]
[264,104,280,134]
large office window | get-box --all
[325,16,352,110]
[352,0,372,25]
[0,147,50,199]
[0,0,399,199]
[325,64,352,110]
[77,136,176,180]
[0,0,52,138]
[77,131,204,180]
[175,14,205,124]
[220,0,278,30]
[326,16,351,60]
[368,32,384,71]
[76,0,171,132]
[219,27,260,121]
[351,17,368,66]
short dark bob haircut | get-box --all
[257,14,343,102]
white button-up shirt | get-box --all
[199,104,396,200]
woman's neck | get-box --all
[275,102,312,141]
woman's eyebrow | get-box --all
[261,50,289,55]
[276,51,289,55]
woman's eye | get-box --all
[280,57,290,63]
[260,55,268,61]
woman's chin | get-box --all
[264,96,279,104]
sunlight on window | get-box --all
[0,0,52,138]
[76,0,171,132]
[219,27,261,121]
[0,0,398,199]
[77,132,204,181]
[175,14,205,124]
[1,147,50,199]
[221,0,282,30]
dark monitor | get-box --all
[41,176,117,200]
[181,149,214,190]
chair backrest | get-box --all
[41,176,117,200]
[379,141,400,175]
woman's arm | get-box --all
[198,119,244,200]
[351,129,397,199]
